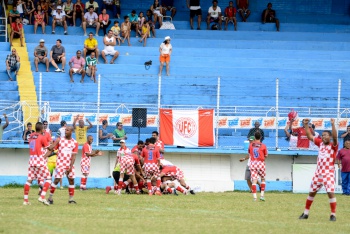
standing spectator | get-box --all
[158,36,172,77]
[10,17,24,47]
[289,119,314,149]
[68,50,86,83]
[206,0,222,30]
[139,21,150,47]
[112,122,127,146]
[52,6,68,35]
[247,121,265,142]
[73,0,85,27]
[340,125,350,147]
[284,121,297,149]
[237,0,250,22]
[102,0,114,13]
[39,0,49,25]
[49,0,64,16]
[6,48,21,81]
[73,115,92,145]
[34,39,49,72]
[337,139,350,195]
[23,122,35,144]
[63,0,74,26]
[50,39,66,72]
[83,32,99,59]
[127,10,139,36]
[57,120,66,138]
[83,6,100,36]
[161,0,176,19]
[224,1,237,31]
[114,0,121,19]
[24,0,35,25]
[146,9,156,37]
[121,15,131,46]
[99,120,112,145]
[85,52,97,82]
[8,5,20,25]
[309,124,320,151]
[99,8,111,36]
[111,20,121,45]
[15,0,25,20]
[262,2,279,31]
[101,30,119,64]
[0,114,9,143]
[187,0,202,30]
[33,4,46,34]
[150,1,162,28]
[85,0,99,13]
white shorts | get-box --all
[72,68,82,74]
[103,49,117,56]
[86,67,91,76]
[153,10,162,17]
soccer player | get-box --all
[299,118,338,221]
[152,131,165,157]
[131,140,144,155]
[80,135,102,190]
[141,137,162,196]
[116,152,142,195]
[48,126,79,204]
[23,122,51,206]
[248,131,268,201]
[160,164,195,195]
[73,115,93,145]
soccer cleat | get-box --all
[38,197,50,206]
[68,200,77,204]
[55,68,62,72]
[48,198,54,205]
[299,213,309,219]
[330,215,336,221]
[189,190,196,195]
[260,197,265,202]
[23,201,31,205]
[105,186,111,194]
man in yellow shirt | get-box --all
[73,115,93,145]
[83,32,99,59]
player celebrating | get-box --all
[299,118,338,221]
[248,131,268,201]
[160,165,195,195]
[23,122,51,206]
[80,135,102,190]
[152,131,165,158]
[48,126,78,204]
[116,152,142,195]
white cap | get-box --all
[39,39,45,42]
[56,6,62,10]
[164,36,171,41]
[120,139,125,143]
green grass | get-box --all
[0,188,350,234]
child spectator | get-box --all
[146,9,156,37]
[137,11,145,37]
[121,15,131,46]
[16,0,24,19]
[138,21,150,47]
[24,0,35,25]
[111,20,121,46]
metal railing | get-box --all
[0,0,8,42]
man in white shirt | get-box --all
[82,6,100,36]
[52,6,68,35]
[206,0,222,30]
[101,30,119,64]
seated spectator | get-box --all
[137,11,146,37]
[83,6,100,36]
[10,17,24,47]
[8,5,20,25]
[34,39,49,72]
[23,122,34,144]
[146,9,156,37]
[24,0,35,25]
[111,20,121,45]
[150,0,163,28]
[247,121,264,142]
[101,30,119,64]
[83,32,99,59]
[0,114,9,143]
[120,15,131,46]
[33,4,46,34]
[6,48,21,81]
[262,2,279,31]
[112,122,127,146]
[237,0,250,22]
[224,1,237,31]
[113,0,121,19]
[99,8,111,36]
[161,0,176,19]
[39,0,49,24]
[15,0,25,20]
[85,52,97,82]
[50,0,64,15]
[102,0,114,13]
[52,6,68,35]
[50,39,66,72]
[139,21,150,47]
[73,0,85,27]
[69,50,86,83]
[206,0,222,30]
[63,0,74,26]
[128,10,139,37]
[85,0,99,13]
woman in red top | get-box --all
[99,8,111,35]
[39,0,49,24]
[34,4,46,34]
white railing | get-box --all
[0,0,8,42]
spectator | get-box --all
[114,0,121,19]
[336,139,350,195]
[161,0,176,19]
[50,39,66,72]
[139,21,150,47]
[73,0,85,27]
[99,119,112,145]
[85,51,97,82]
[34,39,49,72]
[146,9,156,37]
[50,0,64,14]
[83,32,99,59]
[57,120,66,138]
[111,20,121,45]
[237,0,250,22]
[284,121,297,149]
[187,0,202,30]
[8,5,20,25]
[63,0,74,26]
[112,122,127,146]
[99,8,111,36]
[85,0,99,13]
[73,115,93,145]
[68,50,86,83]
[101,30,119,64]
[15,0,24,20]
[83,6,100,36]
[224,1,237,31]
[0,114,9,143]
[23,122,34,144]
[10,17,23,47]
[247,121,265,142]
[309,124,320,151]
[39,0,49,24]
[24,0,35,25]
[289,119,314,149]
[341,125,350,147]
[6,48,21,81]
[121,15,131,46]
[52,6,68,35]
[42,120,52,136]
[150,1,162,28]
[206,0,222,30]
[127,10,139,36]
[158,36,172,77]
[33,4,46,34]
[262,2,279,31]
[137,11,146,37]
[102,0,114,14]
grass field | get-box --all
[0,188,350,234]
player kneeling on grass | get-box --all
[116,152,142,195]
[160,165,195,195]
[85,51,97,83]
[299,118,338,222]
[80,135,103,190]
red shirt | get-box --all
[28,132,49,166]
[225,7,236,17]
[11,22,22,32]
[131,145,143,154]
[314,138,338,172]
[237,0,248,9]
[141,144,160,164]
[248,141,268,162]
[130,153,141,166]
[293,127,314,148]
[337,148,350,172]
[43,131,52,143]
[161,165,177,174]
[74,3,85,12]
[81,142,92,165]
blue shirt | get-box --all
[127,13,138,23]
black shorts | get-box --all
[86,49,95,56]
[112,171,130,183]
[53,56,62,64]
[190,9,202,18]
[266,17,277,23]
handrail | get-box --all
[0,0,7,42]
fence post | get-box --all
[216,76,220,149]
[157,75,162,132]
[96,74,101,146]
[337,79,341,123]
[275,78,279,150]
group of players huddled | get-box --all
[23,122,194,206]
